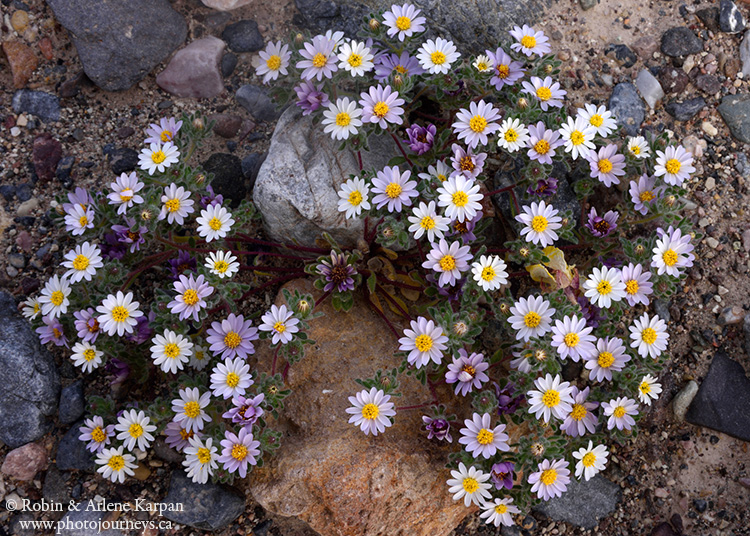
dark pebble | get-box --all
[709,435,719,444]
[695,74,721,94]
[693,499,708,512]
[658,65,690,94]
[253,519,272,536]
[697,7,721,32]
[720,0,746,33]
[109,147,139,175]
[16,183,32,202]
[15,216,35,228]
[11,90,61,123]
[0,185,16,201]
[665,97,706,121]
[236,84,277,122]
[226,141,237,152]
[221,53,238,78]
[116,126,135,139]
[650,521,678,536]
[609,82,645,136]
[605,44,637,68]
[71,128,84,141]
[241,152,266,192]
[222,20,264,53]
[33,133,62,182]
[202,153,245,208]
[56,155,75,188]
[660,27,704,57]
[158,100,173,109]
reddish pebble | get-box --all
[2,40,39,88]
[1,442,48,481]
[39,37,53,61]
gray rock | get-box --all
[686,352,750,440]
[636,69,664,109]
[10,514,36,536]
[43,466,70,504]
[45,0,187,91]
[109,148,139,176]
[695,74,721,94]
[660,27,704,57]
[58,506,123,536]
[0,291,60,448]
[221,52,238,78]
[609,82,645,136]
[652,299,671,323]
[160,470,245,530]
[156,37,225,99]
[665,97,706,121]
[11,90,60,122]
[534,475,621,529]
[718,94,750,143]
[697,7,721,32]
[720,0,746,33]
[579,0,597,10]
[58,381,85,425]
[672,380,698,421]
[605,44,637,68]
[203,153,245,208]
[254,106,397,248]
[241,152,267,192]
[222,20,264,53]
[736,152,750,178]
[236,84,278,122]
[741,31,750,77]
[56,422,96,472]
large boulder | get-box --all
[45,0,187,91]
[253,107,397,248]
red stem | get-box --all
[388,130,414,167]
[229,234,329,254]
[230,250,309,261]
[376,283,412,320]
[364,289,399,337]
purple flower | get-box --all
[169,274,214,322]
[560,386,599,437]
[199,185,224,209]
[123,311,155,344]
[405,124,436,155]
[448,211,482,244]
[165,420,201,452]
[491,462,515,490]
[218,427,261,478]
[527,177,558,197]
[74,308,101,343]
[112,218,147,253]
[527,121,563,165]
[206,313,259,359]
[374,51,425,81]
[445,349,489,396]
[494,382,524,415]
[576,296,604,329]
[294,81,330,116]
[106,358,130,386]
[169,251,197,280]
[451,144,487,180]
[422,416,452,442]
[36,315,67,347]
[61,187,94,214]
[100,232,126,260]
[317,251,356,292]
[222,393,265,431]
[585,207,619,238]
[486,48,525,90]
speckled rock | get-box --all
[665,97,706,121]
[609,82,645,135]
[1,442,48,481]
[11,90,60,123]
[222,20,264,53]
[160,470,245,530]
[156,37,225,99]
[2,40,39,88]
[236,84,278,122]
[201,0,254,9]
[718,94,750,143]
[33,134,63,183]
[660,27,704,57]
[740,31,750,77]
[534,475,621,529]
[720,0,746,34]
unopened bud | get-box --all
[498,302,510,314]
[535,349,548,361]
[519,247,530,257]
[530,443,545,457]
[382,226,395,239]
[561,217,569,226]
[452,321,468,336]
[195,173,206,185]
[192,117,204,130]
[393,74,404,89]
[297,299,310,314]
[517,97,528,110]
[544,63,553,74]
[635,244,645,254]
[666,195,676,207]
[268,385,278,395]
[381,376,391,387]
[295,33,304,46]
[140,210,153,221]
[369,18,380,31]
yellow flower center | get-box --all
[72,254,90,271]
[531,215,548,232]
[361,403,380,420]
[582,452,596,467]
[476,428,494,445]
[312,52,327,68]
[231,444,248,460]
[108,455,125,471]
[266,54,282,70]
[524,311,541,328]
[564,332,580,347]
[224,331,241,349]
[160,130,173,143]
[496,64,509,78]
[625,279,639,295]
[347,53,363,68]
[452,191,469,207]
[336,112,351,127]
[641,327,657,345]
[476,61,490,71]
[459,156,475,171]
[663,249,678,266]
[373,101,389,118]
[589,114,604,127]
[536,86,551,101]
[570,403,587,421]
[597,351,615,368]
[598,158,613,174]
[182,289,199,306]
[50,290,65,306]
[570,130,584,145]
[596,280,612,295]
[197,447,211,464]
[665,158,681,175]
[481,267,496,282]
[534,139,550,155]
[521,35,537,49]
[420,216,435,230]
[540,468,557,485]
[273,321,286,333]
[179,428,193,440]
[462,477,479,493]
[347,190,363,206]
[542,389,560,407]
[414,334,433,352]
[631,145,641,155]
[91,426,106,443]
[184,401,201,419]
[208,217,223,231]
[83,348,97,362]
[213,260,229,273]
[165,198,181,213]
[79,215,89,227]
[639,190,655,202]
[437,174,446,182]
[639,381,651,394]
[395,65,408,74]
[504,128,518,142]
[430,51,446,65]
[225,372,240,388]
[461,364,476,377]
[151,150,167,164]
[396,16,411,30]
[439,254,456,271]
[111,305,130,323]
[385,182,402,199]
[613,406,626,418]
[495,503,508,514]
[129,423,143,438]
[469,115,487,133]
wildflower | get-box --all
[206,313,259,359]
[169,250,197,280]
[360,84,405,128]
[417,37,460,74]
[472,54,494,72]
[172,387,212,433]
[189,343,210,371]
[183,436,218,484]
[383,3,426,41]
[637,374,663,405]
[219,428,261,477]
[158,183,195,225]
[629,312,669,359]
[252,40,291,83]
[576,104,617,137]
[509,25,551,57]
[96,291,144,337]
[459,412,509,459]
[497,117,530,153]
[516,201,562,247]
[164,421,200,452]
[407,201,450,242]
[449,210,482,244]
[620,263,653,306]
[573,441,609,481]
[294,81,330,115]
[62,187,93,214]
[322,97,363,141]
[629,174,659,215]
[446,463,493,506]
[210,357,253,399]
[107,172,144,215]
[490,462,515,490]
[115,409,156,452]
[36,315,67,347]
[583,337,630,382]
[404,123,436,154]
[22,296,42,320]
[64,204,94,236]
[79,416,115,453]
[70,341,104,373]
[655,145,695,186]
[527,177,559,197]
[651,226,694,277]
[450,144,487,180]
[588,144,626,187]
[122,311,154,345]
[418,160,451,184]
[138,142,179,175]
[558,115,596,160]
[345,387,396,436]
[560,386,599,437]
[39,274,71,319]
[95,446,136,483]
[551,314,597,361]
[627,136,651,159]
[522,76,566,111]
[602,396,638,431]
[422,416,452,442]
[297,34,338,81]
[151,330,192,374]
[398,316,449,368]
[324,29,344,49]
[480,497,520,528]
[205,250,240,279]
[337,40,375,77]
[446,350,490,396]
[507,295,556,342]
[144,117,183,145]
[496,382,525,415]
[199,184,223,209]
[337,176,371,219]
[112,218,148,253]
[223,393,265,430]
[436,175,483,223]
[373,51,425,80]
[422,239,472,287]
[452,100,501,149]
[527,374,574,422]
[471,255,508,291]
[167,274,212,323]
[582,266,626,309]
[258,304,300,345]
[585,207,619,238]
[196,204,235,242]
[371,165,418,212]
[526,121,563,164]
[528,459,570,500]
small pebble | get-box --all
[672,380,699,421]
[10,127,21,137]
[11,10,30,33]
[702,122,718,137]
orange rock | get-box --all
[2,40,39,88]
[39,37,53,61]
[247,279,472,536]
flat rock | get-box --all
[0,291,60,448]
[12,90,60,123]
[43,466,70,504]
[33,134,63,182]
[636,69,664,109]
[657,65,690,94]
[45,0,187,91]
[1,442,48,480]
[609,82,645,135]
[534,475,621,529]
[201,0,254,9]
[3,40,39,88]
[59,381,85,425]
[695,74,721,94]
[222,19,264,53]
[156,37,225,99]
[108,148,139,176]
[221,52,238,78]
[686,352,750,440]
[660,27,704,57]
[56,422,96,472]
[202,153,245,207]
[253,106,396,248]
[160,470,244,530]
[740,31,750,77]
[210,113,243,138]
[631,36,659,60]
[58,507,123,536]
[718,94,750,143]
[720,0,746,33]
[665,97,706,121]
[236,84,278,122]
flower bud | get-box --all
[381,376,391,388]
[452,321,468,336]
[195,173,206,185]
[561,217,569,226]
[268,385,278,395]
[393,74,404,89]
[295,33,304,46]
[534,349,548,361]
[544,63,553,74]
[140,209,153,221]
[499,302,510,314]
[192,117,204,130]
[666,195,676,207]
[369,18,380,31]
[517,97,528,110]
[530,443,545,457]
[382,226,395,239]
[297,299,310,315]
[519,247,530,258]
[635,244,645,255]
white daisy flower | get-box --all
[436,175,483,223]
[38,274,71,319]
[497,117,530,153]
[602,397,638,431]
[637,374,663,405]
[471,255,508,291]
[258,304,300,345]
[472,54,495,72]
[446,463,493,507]
[418,160,451,183]
[183,436,218,484]
[422,239,472,287]
[627,136,651,159]
[528,458,571,501]
[189,343,210,371]
[337,176,371,219]
[551,314,597,362]
[522,76,566,111]
[64,204,94,236]
[507,295,556,342]
[196,204,235,242]
[398,316,449,368]
[22,296,42,320]
[629,312,669,359]
[480,497,520,527]
[96,291,144,337]
[210,357,253,399]
[452,100,502,149]
[371,165,418,213]
[583,337,630,382]
[345,387,396,436]
[572,441,609,481]
[107,172,144,215]
[558,115,596,160]
[654,145,695,186]
[582,266,626,309]
[621,263,654,306]
[515,201,563,247]
[115,409,156,452]
[151,330,193,374]
[138,142,180,175]
[205,251,239,279]
[324,29,345,50]
[576,104,617,137]
[360,84,405,129]
[95,446,136,483]
[458,412,510,459]
[172,387,212,433]
[509,25,551,57]
[417,37,460,74]
[337,40,375,77]
[322,97,363,141]
[651,226,695,277]
[70,341,104,373]
[62,242,103,283]
[382,3,426,41]
[407,201,450,242]
[527,373,574,422]
[158,183,195,225]
[252,40,291,84]
[296,34,338,81]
